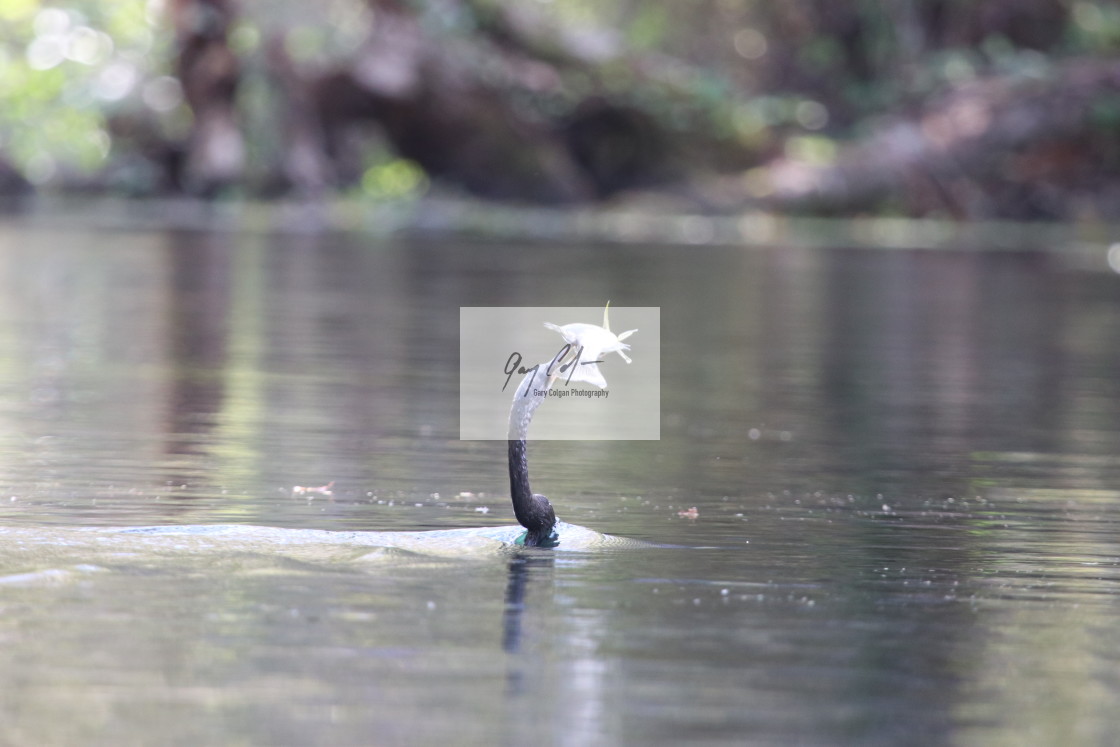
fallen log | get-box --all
[758,57,1120,220]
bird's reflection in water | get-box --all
[500,550,610,743]
[502,551,555,696]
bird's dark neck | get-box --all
[507,368,558,546]
[507,438,556,546]
[508,438,533,524]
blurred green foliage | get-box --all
[0,0,170,185]
[359,158,428,200]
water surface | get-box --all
[0,223,1119,745]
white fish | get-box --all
[544,301,637,388]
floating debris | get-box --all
[292,481,335,497]
[678,506,699,519]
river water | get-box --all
[0,222,1118,746]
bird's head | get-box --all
[516,493,558,547]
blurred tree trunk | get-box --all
[0,155,32,204]
[264,37,335,198]
[171,0,244,195]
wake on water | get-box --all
[0,521,647,586]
